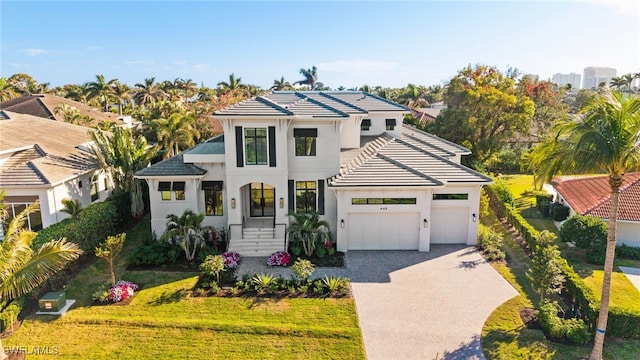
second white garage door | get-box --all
[347,213,420,250]
[430,207,469,244]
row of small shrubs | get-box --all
[486,181,640,339]
[616,244,640,260]
[226,274,350,297]
[477,224,505,261]
[538,300,591,344]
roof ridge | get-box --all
[376,153,444,185]
[339,134,394,175]
[582,172,640,215]
[293,92,350,117]
[317,92,368,113]
[254,96,295,115]
[27,159,50,184]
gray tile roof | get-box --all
[135,154,206,177]
[187,135,225,155]
[402,125,471,155]
[214,91,407,117]
[330,130,490,188]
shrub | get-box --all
[221,251,241,269]
[267,251,290,267]
[527,233,565,302]
[0,297,28,332]
[200,255,226,283]
[491,178,515,206]
[109,280,139,303]
[538,300,591,344]
[92,281,112,303]
[584,235,607,265]
[550,203,570,221]
[535,193,553,218]
[616,244,640,260]
[477,224,505,261]
[291,259,315,282]
[251,273,279,295]
[559,215,607,248]
[322,276,350,296]
[128,241,181,266]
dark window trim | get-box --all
[201,181,223,191]
[351,197,417,205]
[432,193,469,200]
[293,128,318,137]
[172,181,186,191]
[158,182,171,191]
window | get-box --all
[361,119,371,131]
[90,176,99,202]
[351,197,417,205]
[202,181,223,216]
[244,128,268,165]
[2,196,43,231]
[294,128,317,156]
[158,181,186,201]
[385,119,396,131]
[296,181,316,213]
[432,193,469,200]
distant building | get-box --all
[582,67,617,89]
[523,74,539,82]
[551,73,582,90]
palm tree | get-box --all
[153,113,200,159]
[133,77,167,107]
[0,77,18,101]
[89,127,156,218]
[111,81,132,115]
[294,66,324,90]
[160,210,206,261]
[399,84,430,109]
[217,73,245,94]
[0,196,82,359]
[270,76,292,91]
[622,73,635,94]
[528,89,640,360]
[287,212,331,257]
[180,78,198,101]
[86,74,117,112]
[60,198,83,219]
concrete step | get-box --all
[228,237,286,257]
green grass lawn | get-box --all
[500,174,560,236]
[480,209,640,359]
[4,216,365,359]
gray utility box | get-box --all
[39,292,66,312]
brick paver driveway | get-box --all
[347,245,518,360]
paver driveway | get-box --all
[347,245,518,360]
[237,245,518,359]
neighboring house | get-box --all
[0,94,133,128]
[135,91,491,256]
[0,110,112,232]
[552,172,640,247]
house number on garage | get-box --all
[379,207,388,211]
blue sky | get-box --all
[1,1,639,89]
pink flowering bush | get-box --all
[267,251,290,266]
[108,280,139,303]
[222,251,241,269]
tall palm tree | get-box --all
[0,195,82,359]
[528,89,640,360]
[153,113,200,159]
[86,74,117,112]
[180,78,198,101]
[89,127,156,218]
[294,66,323,90]
[110,81,132,115]
[160,210,206,261]
[217,73,245,94]
[134,77,167,107]
[622,73,635,94]
[270,76,292,91]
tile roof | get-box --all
[213,91,407,117]
[135,154,206,177]
[186,135,225,155]
[329,128,491,188]
[402,125,471,155]
[0,111,97,186]
[553,172,640,222]
[0,94,125,126]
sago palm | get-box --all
[0,201,82,359]
[529,89,640,360]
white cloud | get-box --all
[21,48,47,56]
[583,0,639,17]
[318,59,397,73]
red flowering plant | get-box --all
[108,280,139,303]
[221,251,241,269]
[266,251,290,266]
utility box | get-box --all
[39,292,66,312]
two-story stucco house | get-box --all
[135,91,491,255]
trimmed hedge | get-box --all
[486,180,640,338]
[617,244,640,260]
[538,300,591,344]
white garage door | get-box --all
[431,207,469,244]
[347,213,420,250]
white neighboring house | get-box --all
[0,110,112,233]
[135,91,491,256]
[552,173,640,248]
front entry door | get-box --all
[250,183,275,217]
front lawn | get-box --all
[4,216,364,359]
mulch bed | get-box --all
[519,308,541,329]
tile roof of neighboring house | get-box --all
[329,128,491,188]
[0,111,97,186]
[213,91,408,117]
[411,108,440,122]
[135,154,206,177]
[553,172,640,222]
[0,94,125,126]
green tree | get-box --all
[89,127,155,218]
[86,74,117,112]
[60,198,83,219]
[287,212,331,257]
[0,77,18,101]
[528,89,640,360]
[0,199,82,359]
[134,77,167,107]
[294,66,323,90]
[111,81,132,115]
[152,113,200,159]
[161,210,206,261]
[270,76,292,91]
[199,255,225,284]
[217,73,245,94]
[527,231,565,302]
[517,77,569,140]
[426,65,535,166]
[95,233,126,286]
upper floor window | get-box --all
[385,119,396,131]
[361,119,371,131]
[296,181,316,213]
[294,128,317,156]
[244,128,268,165]
[202,181,223,216]
[158,181,186,201]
